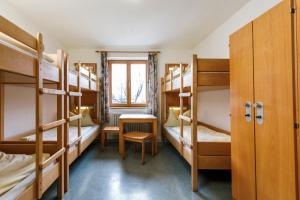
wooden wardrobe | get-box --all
[230,0,299,200]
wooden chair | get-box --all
[122,132,154,164]
[101,126,120,151]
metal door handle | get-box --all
[244,101,252,122]
[254,102,263,125]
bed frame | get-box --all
[161,55,230,192]
[63,58,100,192]
[0,16,65,199]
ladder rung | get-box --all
[39,119,66,132]
[40,148,65,169]
[40,88,66,95]
[179,115,192,123]
[67,136,82,149]
[68,114,82,122]
[68,91,82,97]
[179,136,193,149]
[179,92,192,97]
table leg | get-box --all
[153,120,158,155]
[119,121,123,155]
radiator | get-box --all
[108,113,151,133]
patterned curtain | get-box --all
[147,53,159,116]
[100,52,109,123]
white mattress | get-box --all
[22,125,100,144]
[164,125,231,143]
[0,163,54,200]
[0,152,52,200]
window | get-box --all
[109,60,147,107]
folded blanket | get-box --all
[0,151,49,196]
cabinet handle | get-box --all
[254,102,264,125]
[244,101,252,122]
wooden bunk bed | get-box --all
[0,16,65,199]
[18,59,101,192]
[161,55,231,192]
[63,60,100,191]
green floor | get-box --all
[43,142,232,200]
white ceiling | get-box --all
[8,0,250,49]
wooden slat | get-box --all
[179,115,192,123]
[0,16,37,49]
[179,136,193,149]
[39,88,65,95]
[39,119,66,132]
[197,155,231,170]
[68,114,82,122]
[67,136,82,149]
[179,92,192,97]
[68,91,82,96]
[40,148,65,169]
[0,84,4,140]
[197,72,229,86]
[197,59,229,72]
[0,43,36,76]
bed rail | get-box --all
[40,147,65,169]
[162,58,229,92]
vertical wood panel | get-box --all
[191,55,198,192]
[253,1,297,199]
[56,49,64,198]
[0,84,4,140]
[295,0,300,198]
[230,23,256,200]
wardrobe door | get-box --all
[230,23,256,200]
[253,1,297,200]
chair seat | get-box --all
[123,132,153,141]
[102,126,120,132]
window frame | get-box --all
[108,60,148,108]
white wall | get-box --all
[1,0,64,138]
[0,0,63,52]
[193,0,281,131]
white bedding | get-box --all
[21,125,100,144]
[164,125,231,143]
[0,152,50,200]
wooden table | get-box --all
[119,114,158,156]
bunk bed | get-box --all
[18,59,101,191]
[0,16,65,199]
[63,60,100,191]
[161,56,231,192]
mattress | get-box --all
[0,152,50,200]
[164,125,231,143]
[21,125,100,144]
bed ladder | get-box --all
[36,34,65,199]
[178,63,193,150]
[63,56,82,192]
[178,55,198,192]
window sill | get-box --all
[109,107,147,109]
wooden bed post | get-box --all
[0,84,4,141]
[63,53,70,192]
[56,49,65,198]
[36,33,44,199]
[191,54,198,192]
[179,63,184,155]
[77,63,82,155]
[160,77,165,141]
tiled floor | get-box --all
[43,142,232,200]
